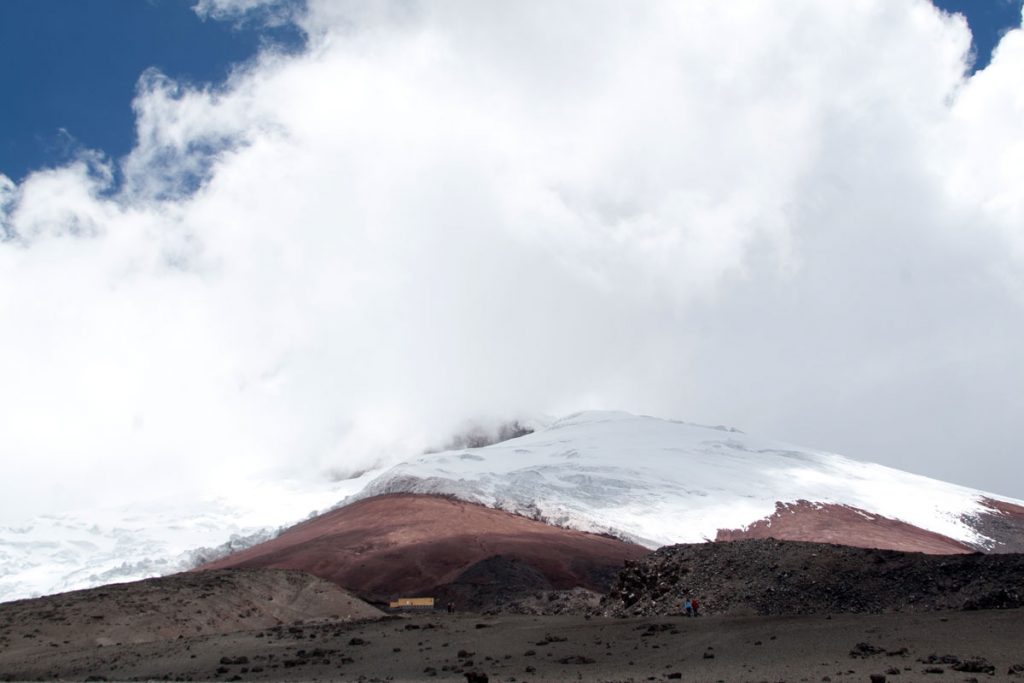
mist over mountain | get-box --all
[2,2,1024,523]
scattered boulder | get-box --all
[952,658,995,675]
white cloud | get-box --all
[192,0,298,26]
[2,0,1023,518]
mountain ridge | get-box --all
[5,410,1023,603]
[347,410,1024,553]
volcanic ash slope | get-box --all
[199,493,650,604]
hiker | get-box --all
[691,598,700,617]
[447,601,455,614]
[683,598,692,617]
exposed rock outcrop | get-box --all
[602,538,1024,617]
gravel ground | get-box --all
[3,606,1024,682]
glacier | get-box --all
[0,474,379,603]
[352,411,1021,549]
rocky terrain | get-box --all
[3,603,1023,682]
[199,494,650,606]
[973,497,1024,552]
[0,568,382,680]
[3,543,1024,681]
[603,538,1024,617]
[6,510,1024,682]
[0,569,379,648]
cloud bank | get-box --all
[2,0,1023,517]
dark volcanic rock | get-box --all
[951,657,995,674]
[961,588,1022,610]
[850,643,886,658]
[602,538,1024,616]
[431,555,553,610]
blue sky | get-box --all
[0,0,1020,184]
[933,0,1024,68]
[0,0,303,183]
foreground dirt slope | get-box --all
[605,538,1024,616]
[3,609,1024,682]
[199,494,651,602]
[0,568,380,666]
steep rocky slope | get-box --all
[602,538,1024,617]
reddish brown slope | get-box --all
[199,494,650,601]
[715,500,974,554]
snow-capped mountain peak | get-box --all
[4,410,1022,604]
[353,410,1022,550]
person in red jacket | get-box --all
[691,598,700,616]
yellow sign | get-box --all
[389,597,436,609]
